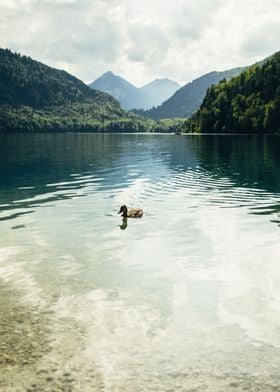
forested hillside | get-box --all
[184,52,280,134]
[0,49,151,132]
[135,67,245,120]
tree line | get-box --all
[184,52,280,134]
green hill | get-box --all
[0,49,151,132]
[134,67,245,120]
[184,52,280,134]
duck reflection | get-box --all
[119,217,128,230]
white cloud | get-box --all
[0,0,279,86]
[241,17,280,57]
[127,23,170,64]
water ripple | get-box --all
[1,135,280,225]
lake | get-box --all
[1,133,280,391]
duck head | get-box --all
[118,205,128,217]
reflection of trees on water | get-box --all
[0,133,126,190]
[188,135,280,224]
[189,135,280,193]
[0,133,167,219]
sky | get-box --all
[0,0,279,87]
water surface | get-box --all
[1,133,280,391]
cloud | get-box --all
[127,23,170,64]
[0,0,126,80]
[168,0,223,40]
[241,17,280,57]
[0,0,279,86]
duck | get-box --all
[118,205,144,218]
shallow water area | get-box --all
[1,133,280,391]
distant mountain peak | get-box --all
[140,78,181,107]
[141,78,180,88]
[89,73,180,110]
[102,70,114,76]
[89,72,151,110]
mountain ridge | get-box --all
[89,72,180,110]
[89,71,154,110]
[0,48,151,132]
[184,51,280,134]
[140,78,180,108]
[134,67,246,120]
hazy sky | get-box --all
[0,0,279,86]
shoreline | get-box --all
[0,131,279,136]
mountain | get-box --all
[184,51,280,134]
[0,49,151,133]
[89,71,155,110]
[135,67,246,120]
[89,72,180,110]
[140,78,180,107]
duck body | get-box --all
[127,208,144,218]
[118,205,143,218]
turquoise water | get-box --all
[1,133,280,391]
